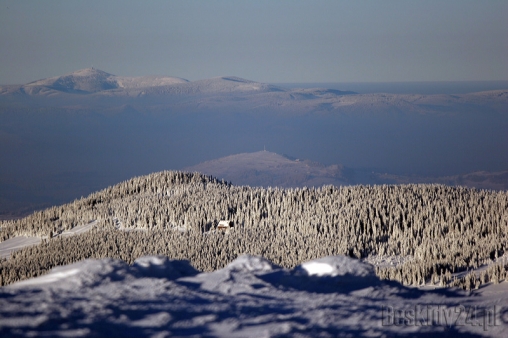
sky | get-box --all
[0,0,507,84]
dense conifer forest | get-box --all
[1,171,507,289]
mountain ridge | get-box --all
[18,68,189,95]
[3,68,507,109]
[185,151,508,191]
[0,68,355,97]
[184,150,352,188]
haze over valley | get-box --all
[1,68,507,218]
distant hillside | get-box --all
[24,68,119,94]
[6,68,189,96]
[0,68,357,98]
[185,151,508,191]
[372,170,508,191]
[184,150,353,188]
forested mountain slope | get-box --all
[1,171,507,291]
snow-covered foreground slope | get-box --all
[1,255,506,337]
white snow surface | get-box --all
[59,219,97,237]
[1,255,508,337]
[0,221,97,260]
[0,236,41,260]
[299,256,376,278]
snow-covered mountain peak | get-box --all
[18,68,189,95]
[66,67,114,77]
[13,69,282,96]
[23,67,117,93]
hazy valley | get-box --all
[1,68,507,218]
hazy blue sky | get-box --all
[1,0,507,84]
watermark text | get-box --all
[382,305,501,331]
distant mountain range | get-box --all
[2,68,508,116]
[2,68,507,117]
[0,68,356,98]
[185,151,508,191]
[0,68,188,95]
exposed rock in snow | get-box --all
[1,254,507,337]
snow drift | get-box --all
[1,255,507,337]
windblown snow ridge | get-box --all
[1,255,506,337]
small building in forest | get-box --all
[217,220,234,232]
